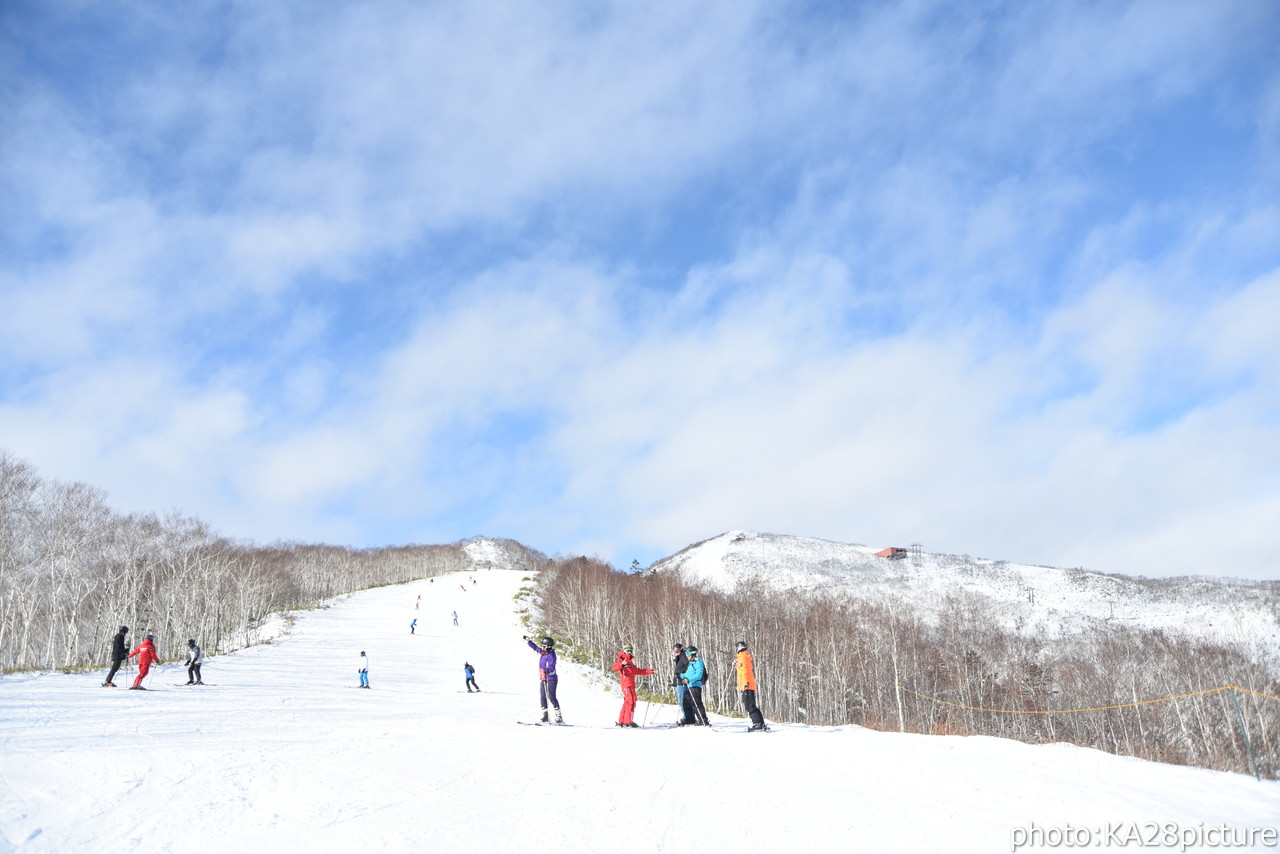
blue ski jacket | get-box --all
[683,657,706,688]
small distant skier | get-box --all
[415,595,421,610]
[672,643,696,726]
[358,651,371,688]
[459,584,466,592]
[465,662,480,692]
[523,635,563,724]
[683,646,710,726]
[127,633,160,690]
[612,643,653,727]
[735,641,767,731]
[452,610,458,626]
[102,625,129,687]
[184,638,204,685]
[410,618,417,635]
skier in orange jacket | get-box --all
[127,634,161,690]
[612,644,654,727]
[735,641,767,731]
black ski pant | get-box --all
[740,689,765,728]
[678,685,697,723]
[466,677,480,691]
[105,657,124,684]
[540,678,560,711]
[188,663,202,683]
[688,685,709,725]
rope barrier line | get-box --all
[895,683,1280,715]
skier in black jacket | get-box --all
[102,626,129,687]
[184,639,204,685]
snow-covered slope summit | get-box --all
[651,531,1280,654]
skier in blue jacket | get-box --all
[464,662,480,692]
[682,646,710,726]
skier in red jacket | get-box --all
[127,634,161,690]
[612,644,654,728]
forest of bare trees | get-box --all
[0,451,469,672]
[533,556,1280,779]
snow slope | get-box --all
[652,531,1280,655]
[1,568,1276,854]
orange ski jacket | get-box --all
[735,649,757,691]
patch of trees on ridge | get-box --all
[0,451,470,672]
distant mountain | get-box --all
[649,531,1280,658]
[460,537,547,573]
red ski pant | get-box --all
[132,660,151,688]
[619,685,638,724]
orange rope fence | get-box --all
[895,683,1280,715]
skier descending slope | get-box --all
[464,662,480,692]
[523,635,563,724]
[184,639,204,685]
[127,633,160,690]
[358,651,371,688]
[612,644,653,727]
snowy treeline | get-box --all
[0,452,468,672]
[535,557,1280,778]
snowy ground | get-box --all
[1,569,1276,854]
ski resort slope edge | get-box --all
[0,569,1275,854]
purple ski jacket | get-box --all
[527,639,558,681]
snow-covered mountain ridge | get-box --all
[650,531,1280,657]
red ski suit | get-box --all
[128,638,160,688]
[612,651,653,725]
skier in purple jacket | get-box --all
[523,635,564,724]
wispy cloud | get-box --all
[1,0,1277,578]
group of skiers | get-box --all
[611,639,766,731]
[101,626,203,689]
[516,632,767,730]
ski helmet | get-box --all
[672,642,684,651]
[119,626,129,633]
[622,643,634,653]
[146,633,154,641]
[541,636,555,648]
[735,641,747,651]
[187,638,196,646]
[686,645,698,655]
[360,650,366,656]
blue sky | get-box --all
[2,0,1279,579]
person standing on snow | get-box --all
[358,651,371,688]
[452,610,458,626]
[127,633,160,690]
[102,625,129,687]
[464,662,480,692]
[735,641,767,731]
[683,646,710,726]
[672,643,696,726]
[184,639,204,685]
[415,595,421,610]
[612,643,654,727]
[410,618,417,635]
[523,635,563,724]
